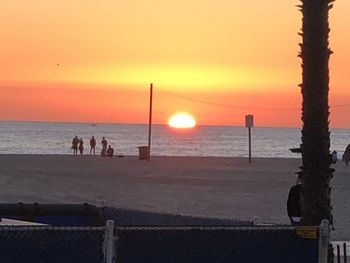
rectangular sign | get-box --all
[245,115,254,128]
[296,227,317,239]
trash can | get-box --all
[138,146,149,160]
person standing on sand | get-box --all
[90,136,96,155]
[71,136,79,155]
[78,138,84,155]
[287,173,302,225]
[331,150,337,164]
[343,144,350,166]
[101,137,107,157]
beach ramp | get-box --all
[102,207,253,226]
[0,203,252,227]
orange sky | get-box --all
[0,1,349,128]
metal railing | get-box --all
[332,241,350,263]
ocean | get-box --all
[0,121,349,158]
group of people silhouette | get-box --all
[71,136,114,157]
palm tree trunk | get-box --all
[299,0,334,225]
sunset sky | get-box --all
[0,1,349,128]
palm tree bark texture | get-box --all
[298,0,335,226]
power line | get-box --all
[331,103,350,108]
[159,90,350,111]
[159,90,298,111]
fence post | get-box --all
[319,219,330,263]
[104,220,115,263]
[337,244,340,263]
[344,242,348,263]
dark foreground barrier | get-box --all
[0,222,329,263]
[0,203,104,226]
[0,221,114,263]
[115,223,329,263]
[0,203,330,263]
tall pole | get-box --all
[248,127,252,163]
[147,83,153,162]
[245,114,253,163]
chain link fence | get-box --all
[0,221,329,263]
[0,221,114,263]
[0,203,105,227]
[0,202,330,263]
[115,224,328,263]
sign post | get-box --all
[147,83,153,162]
[245,115,254,163]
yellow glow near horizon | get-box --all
[46,64,294,92]
[168,113,196,128]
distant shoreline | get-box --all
[0,120,350,132]
[2,119,350,130]
[0,119,311,129]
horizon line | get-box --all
[2,119,349,130]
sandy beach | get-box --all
[0,155,348,240]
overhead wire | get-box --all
[158,90,350,111]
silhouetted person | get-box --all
[101,137,107,157]
[106,145,114,157]
[90,136,96,155]
[287,174,302,225]
[71,136,79,155]
[331,150,337,164]
[343,144,350,166]
[79,138,84,155]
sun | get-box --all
[168,112,196,128]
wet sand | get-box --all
[0,154,348,240]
